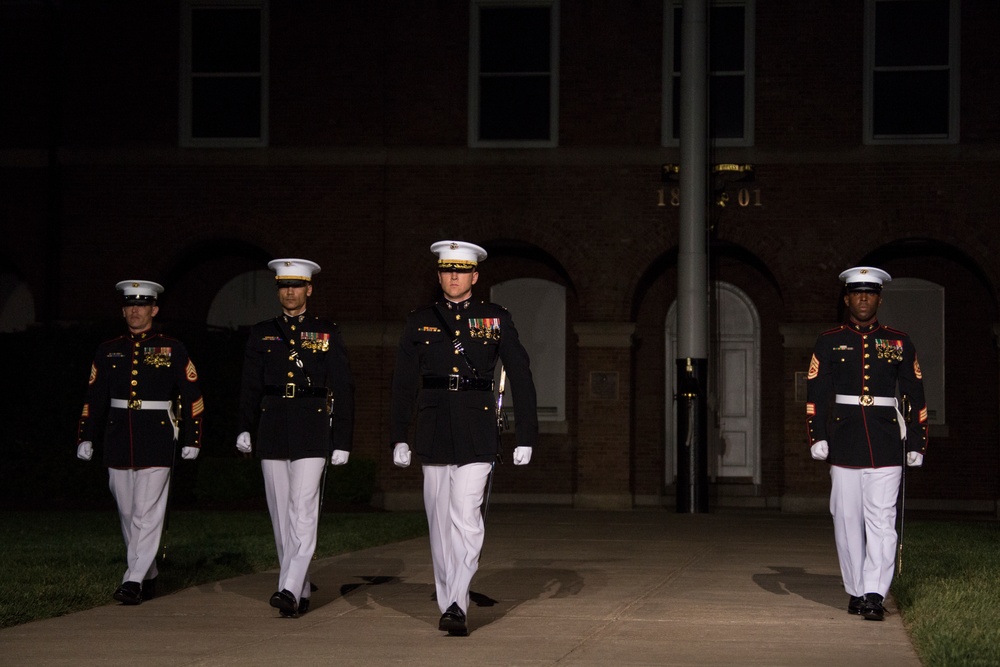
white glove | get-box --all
[181,447,199,460]
[512,446,532,465]
[331,449,350,465]
[906,451,924,467]
[810,440,829,460]
[393,443,411,468]
[236,431,252,453]
[77,441,93,461]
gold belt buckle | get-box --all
[859,394,874,407]
[284,383,296,398]
[128,399,142,410]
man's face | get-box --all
[844,290,882,325]
[122,303,158,333]
[438,269,478,302]
[278,284,311,315]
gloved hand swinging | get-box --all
[393,443,411,467]
[77,441,94,461]
[810,440,829,461]
[512,446,532,465]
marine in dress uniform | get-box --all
[806,266,928,621]
[76,280,205,605]
[390,240,538,636]
[236,258,355,618]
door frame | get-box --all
[665,281,761,486]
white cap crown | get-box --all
[268,258,321,285]
[431,240,487,271]
[838,266,891,292]
[116,280,164,304]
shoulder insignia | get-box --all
[185,359,199,382]
[89,363,97,385]
[807,353,819,379]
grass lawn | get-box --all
[0,508,427,629]
[893,520,1000,667]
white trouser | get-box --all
[829,465,902,598]
[261,458,325,599]
[422,462,493,615]
[108,467,170,584]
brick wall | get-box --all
[3,1,999,511]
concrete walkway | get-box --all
[2,508,921,666]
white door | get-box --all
[665,282,760,484]
[715,340,756,478]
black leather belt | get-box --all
[422,375,495,392]
[264,384,329,399]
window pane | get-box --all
[672,7,682,70]
[669,3,748,143]
[191,77,261,138]
[873,70,949,135]
[709,75,744,138]
[673,6,745,72]
[671,75,681,138]
[192,8,261,73]
[671,76,745,141]
[710,6,745,72]
[875,0,949,67]
[480,75,551,140]
[480,7,550,73]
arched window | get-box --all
[0,274,35,332]
[206,270,275,329]
[491,278,565,422]
[879,277,945,424]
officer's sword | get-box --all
[482,367,507,527]
[161,395,182,562]
[897,394,912,576]
[315,391,334,559]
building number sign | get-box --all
[658,163,762,208]
[657,186,763,208]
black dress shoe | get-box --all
[113,581,142,605]
[862,593,885,621]
[438,602,468,636]
[297,598,310,615]
[848,595,865,615]
[269,589,298,618]
[141,578,157,601]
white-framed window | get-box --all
[662,0,755,147]
[180,0,269,147]
[864,0,959,144]
[469,0,559,148]
[491,278,566,422]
